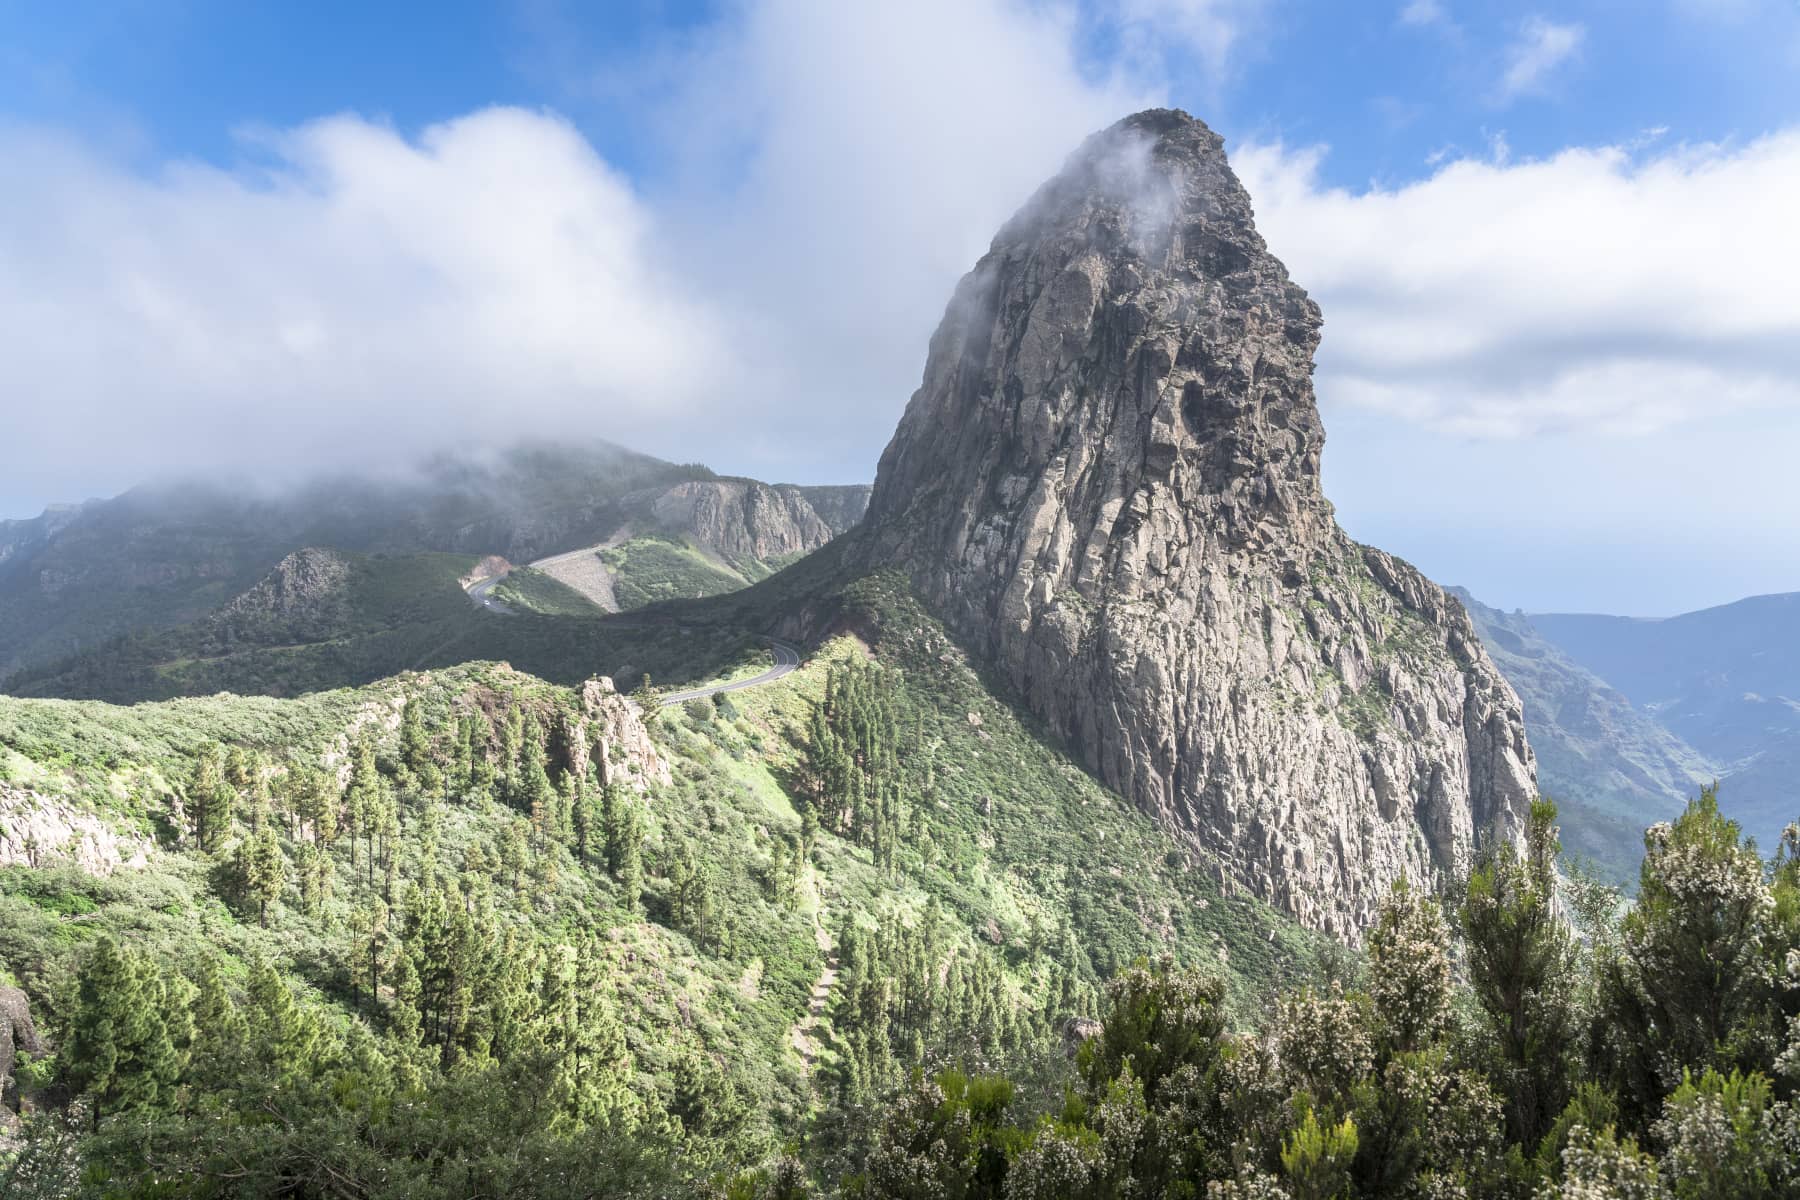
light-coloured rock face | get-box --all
[0,783,153,876]
[650,481,860,565]
[580,676,672,791]
[854,109,1534,939]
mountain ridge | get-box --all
[0,444,870,677]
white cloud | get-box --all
[1497,16,1585,102]
[0,0,1152,505]
[1234,132,1800,439]
[1109,0,1271,76]
[0,109,729,497]
[1398,0,1448,28]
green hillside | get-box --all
[489,566,609,617]
[603,534,756,609]
[0,580,1322,1194]
[2,551,765,704]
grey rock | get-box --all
[0,984,43,1097]
[649,480,854,565]
[580,676,672,791]
[851,109,1535,938]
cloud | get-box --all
[0,0,1151,508]
[1108,0,1271,76]
[1398,0,1448,28]
[1234,131,1800,439]
[0,109,728,501]
[1497,16,1584,102]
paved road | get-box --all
[659,638,801,705]
[461,562,799,705]
[464,572,515,614]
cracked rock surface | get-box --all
[852,109,1535,939]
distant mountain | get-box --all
[1452,589,1711,878]
[0,443,869,678]
[1533,595,1800,848]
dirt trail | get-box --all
[788,865,838,1078]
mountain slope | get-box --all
[1533,594,1800,845]
[0,444,870,676]
[843,109,1533,937]
[0,574,1321,1186]
[1453,588,1708,876]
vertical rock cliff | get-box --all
[852,109,1535,937]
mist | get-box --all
[4,0,1800,613]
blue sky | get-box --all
[2,0,1797,614]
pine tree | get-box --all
[399,694,435,791]
[188,957,247,1080]
[501,818,531,893]
[244,959,320,1081]
[293,840,324,915]
[351,900,392,1017]
[187,741,235,853]
[63,937,179,1127]
[344,737,381,875]
[295,762,338,849]
[602,784,644,915]
[242,825,287,926]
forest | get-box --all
[1,583,1796,1198]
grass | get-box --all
[489,567,608,617]
[602,535,751,610]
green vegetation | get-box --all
[3,567,1795,1197]
[2,551,770,704]
[489,567,607,617]
[604,534,753,610]
[0,571,1326,1196]
[0,442,724,679]
[840,796,1800,1199]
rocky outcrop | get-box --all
[649,481,863,566]
[0,784,153,875]
[852,109,1534,938]
[219,547,352,623]
[580,676,672,791]
[792,486,873,537]
[1,984,44,1103]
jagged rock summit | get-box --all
[853,109,1535,937]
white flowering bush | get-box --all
[1366,880,1454,1055]
[1001,1124,1100,1200]
[1605,788,1778,1102]
[1539,1125,1666,1200]
[1652,1069,1790,1200]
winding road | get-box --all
[464,571,515,614]
[462,563,800,705]
[659,638,801,705]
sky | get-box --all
[1,0,1797,616]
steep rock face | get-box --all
[580,676,672,791]
[792,485,874,536]
[853,109,1534,937]
[651,480,860,565]
[0,783,154,876]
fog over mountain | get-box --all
[4,2,1799,613]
